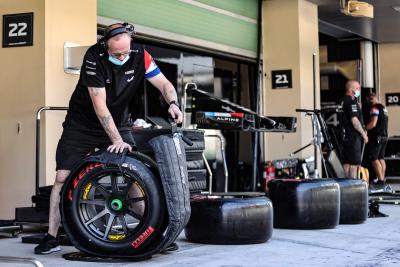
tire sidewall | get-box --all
[62,160,165,256]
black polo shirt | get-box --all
[368,103,388,139]
[63,42,161,132]
[338,95,363,138]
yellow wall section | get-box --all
[262,0,320,162]
[44,0,97,185]
[378,43,400,136]
[0,0,96,218]
[0,0,45,219]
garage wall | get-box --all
[262,0,320,162]
[0,0,45,219]
[0,0,96,219]
[44,0,97,185]
[378,43,400,137]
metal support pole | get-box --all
[313,52,318,172]
[205,134,228,192]
[202,153,213,194]
[35,106,68,195]
[182,82,197,128]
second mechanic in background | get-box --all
[365,93,389,185]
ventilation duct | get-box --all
[320,60,362,81]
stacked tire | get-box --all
[334,178,368,224]
[185,193,273,244]
[268,179,340,229]
[182,130,207,193]
[268,178,369,229]
[132,128,207,193]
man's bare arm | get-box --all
[351,116,368,144]
[351,117,366,136]
[147,72,177,103]
[88,87,123,144]
[147,73,183,123]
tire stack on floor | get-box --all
[268,178,368,229]
[185,193,274,244]
[334,178,369,224]
[182,130,207,193]
[132,128,207,193]
[184,178,368,246]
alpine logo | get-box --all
[131,226,154,248]
[125,69,135,75]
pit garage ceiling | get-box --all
[307,0,400,43]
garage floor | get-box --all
[0,204,399,267]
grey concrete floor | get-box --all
[0,204,399,267]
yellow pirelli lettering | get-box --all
[82,183,92,200]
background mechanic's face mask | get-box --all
[108,55,130,66]
[354,90,361,98]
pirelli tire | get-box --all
[60,157,167,257]
[184,194,273,245]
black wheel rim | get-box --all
[77,169,148,242]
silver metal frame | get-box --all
[204,134,228,193]
[36,106,68,194]
[202,153,213,194]
[182,82,197,127]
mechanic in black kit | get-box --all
[338,80,368,178]
[365,93,389,185]
[34,22,183,254]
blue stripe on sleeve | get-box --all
[145,67,161,79]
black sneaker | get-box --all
[34,234,61,254]
[162,242,179,253]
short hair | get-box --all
[104,23,130,42]
[345,80,359,90]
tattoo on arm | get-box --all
[87,86,123,143]
[99,114,122,143]
[351,118,365,136]
[88,87,103,96]
[161,83,177,103]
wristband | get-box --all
[169,100,179,108]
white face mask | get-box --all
[354,90,361,98]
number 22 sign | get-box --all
[3,13,33,48]
[272,70,292,89]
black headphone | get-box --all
[98,22,135,52]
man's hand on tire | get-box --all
[168,104,183,124]
[108,141,132,153]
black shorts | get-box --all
[56,128,135,171]
[342,135,362,165]
[366,139,388,161]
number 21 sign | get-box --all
[272,70,292,89]
[3,13,33,48]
